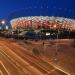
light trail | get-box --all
[53,66,71,75]
[0,45,47,74]
[0,45,43,75]
[3,42,54,73]
[0,41,58,75]
[0,50,29,75]
[0,38,73,75]
[0,61,10,75]
[0,70,3,75]
[41,58,71,75]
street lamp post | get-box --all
[53,21,60,62]
[0,20,6,30]
[0,20,6,37]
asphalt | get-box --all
[0,38,72,75]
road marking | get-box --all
[0,61,10,75]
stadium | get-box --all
[10,16,75,30]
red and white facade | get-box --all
[10,16,75,30]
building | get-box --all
[10,16,75,30]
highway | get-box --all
[0,38,70,75]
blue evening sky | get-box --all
[0,0,75,19]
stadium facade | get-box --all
[10,16,75,30]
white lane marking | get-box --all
[0,61,10,75]
[0,70,3,75]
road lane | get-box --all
[0,38,71,75]
[0,62,8,75]
[0,50,21,75]
[0,39,69,75]
[0,41,44,75]
[0,42,48,75]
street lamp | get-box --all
[0,20,6,31]
[1,20,5,24]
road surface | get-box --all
[0,38,70,75]
[28,39,75,75]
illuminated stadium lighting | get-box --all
[10,16,75,30]
[54,24,57,28]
